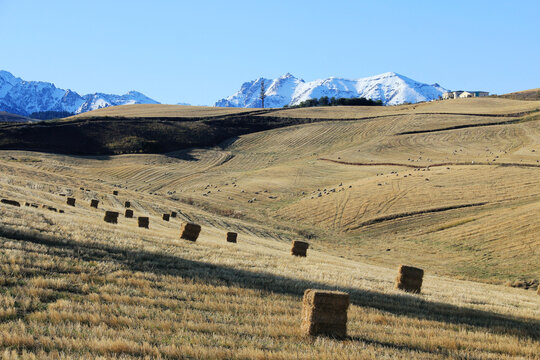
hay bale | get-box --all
[113,190,119,196]
[1,199,20,207]
[124,201,130,208]
[104,211,119,224]
[138,216,149,229]
[162,213,170,221]
[226,232,237,243]
[395,265,424,293]
[301,289,349,338]
[90,199,99,208]
[291,240,309,257]
[125,209,134,218]
[66,197,76,206]
[180,222,201,241]
[171,211,177,218]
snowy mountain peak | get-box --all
[0,70,160,116]
[216,72,448,108]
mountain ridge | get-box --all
[0,70,159,116]
[216,72,448,108]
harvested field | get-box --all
[0,98,538,358]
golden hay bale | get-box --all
[124,201,131,208]
[180,222,201,242]
[1,199,20,207]
[395,265,424,293]
[66,197,76,207]
[138,217,149,229]
[90,199,99,208]
[125,209,134,218]
[104,211,119,224]
[171,211,177,218]
[162,213,170,221]
[226,232,238,243]
[291,240,309,257]
[301,289,349,338]
[113,190,119,196]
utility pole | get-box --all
[260,79,266,109]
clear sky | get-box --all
[1,0,539,105]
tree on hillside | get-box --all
[260,80,266,108]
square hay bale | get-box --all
[138,216,149,229]
[1,199,21,207]
[291,240,309,257]
[125,209,134,218]
[162,213,170,221]
[171,211,177,218]
[180,222,201,241]
[301,289,349,338]
[226,232,238,243]
[90,199,99,208]
[113,190,119,196]
[104,211,119,224]
[124,201,130,208]
[395,265,424,293]
[66,197,76,206]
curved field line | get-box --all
[346,202,489,231]
[318,158,540,169]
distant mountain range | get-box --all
[216,72,447,107]
[0,70,159,117]
[0,70,449,119]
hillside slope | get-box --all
[500,88,540,100]
[1,98,538,156]
[0,97,538,358]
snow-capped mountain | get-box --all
[216,72,447,107]
[0,70,159,116]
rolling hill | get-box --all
[0,111,34,123]
[500,88,540,100]
[0,96,538,358]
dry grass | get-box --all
[0,201,538,359]
[69,104,260,119]
[264,97,540,118]
[0,98,539,358]
[500,88,540,101]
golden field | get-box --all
[0,97,539,358]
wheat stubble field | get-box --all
[0,98,539,359]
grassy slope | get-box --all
[0,112,33,123]
[0,97,539,358]
[500,88,540,101]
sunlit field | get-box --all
[0,97,538,358]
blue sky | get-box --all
[1,0,539,105]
